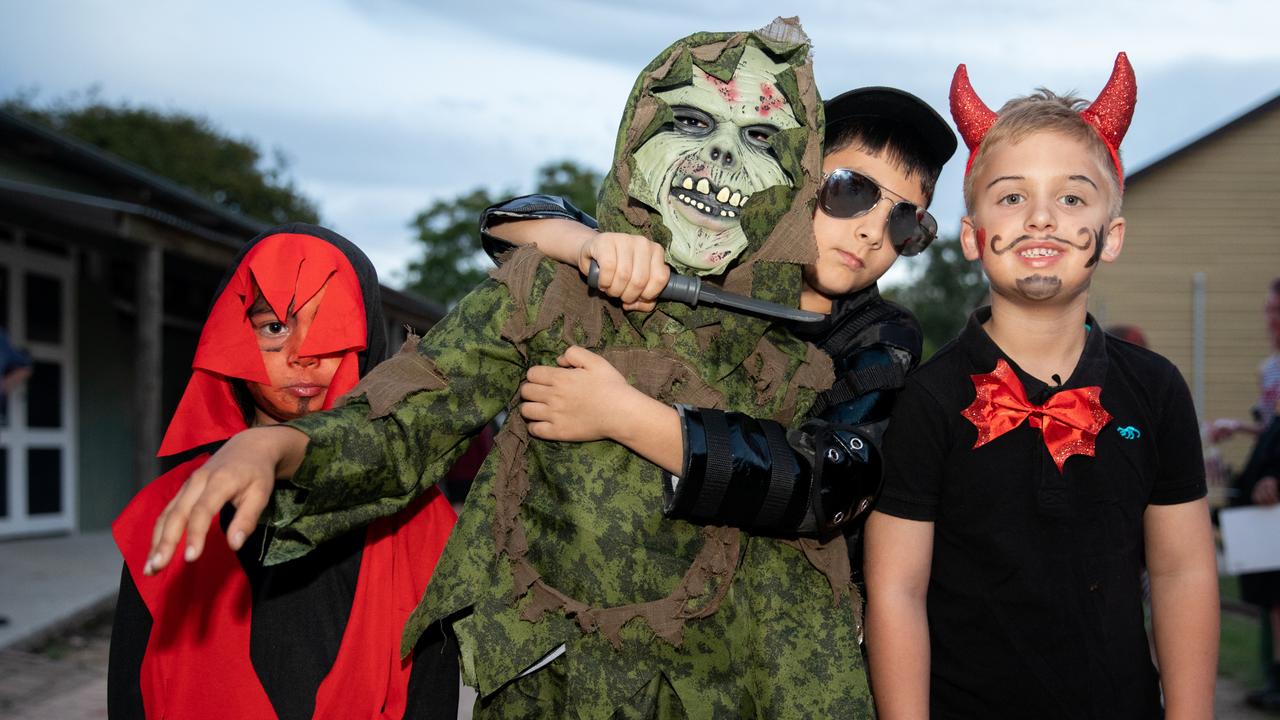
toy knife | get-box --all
[587,260,825,323]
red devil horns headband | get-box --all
[950,52,1136,188]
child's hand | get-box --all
[1208,417,1241,443]
[519,346,636,442]
[146,425,306,574]
[577,232,669,312]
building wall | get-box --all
[1090,102,1280,467]
[76,270,137,531]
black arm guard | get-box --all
[479,194,598,265]
[787,419,882,535]
[664,407,880,537]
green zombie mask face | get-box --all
[632,45,801,274]
[595,19,822,298]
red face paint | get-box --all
[755,83,785,117]
[701,69,739,103]
[976,227,987,259]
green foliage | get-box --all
[3,89,319,224]
[1218,573,1268,689]
[883,235,989,358]
[532,160,602,216]
[403,188,509,308]
[403,160,602,306]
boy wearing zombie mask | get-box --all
[109,225,458,719]
[863,56,1219,717]
[482,85,955,569]
[144,21,882,718]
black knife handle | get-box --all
[586,260,701,306]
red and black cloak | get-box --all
[109,224,458,719]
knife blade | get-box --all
[587,260,824,323]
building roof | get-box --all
[1125,92,1280,185]
[0,109,269,239]
[0,108,444,324]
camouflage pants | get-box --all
[463,535,873,719]
[473,662,687,720]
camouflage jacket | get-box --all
[265,250,872,718]
[267,17,877,719]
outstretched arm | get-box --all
[148,279,525,572]
[483,194,669,311]
[145,425,307,574]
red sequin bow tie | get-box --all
[961,359,1112,473]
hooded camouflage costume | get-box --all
[263,19,873,719]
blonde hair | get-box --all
[963,89,1122,217]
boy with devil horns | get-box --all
[864,55,1220,718]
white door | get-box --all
[0,230,77,537]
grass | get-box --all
[1221,611,1266,689]
[1218,574,1268,690]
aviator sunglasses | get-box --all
[818,168,937,256]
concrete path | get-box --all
[0,629,1271,720]
[0,531,120,650]
[0,647,108,719]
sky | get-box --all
[4,0,1279,288]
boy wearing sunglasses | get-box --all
[487,87,954,549]
[864,56,1219,718]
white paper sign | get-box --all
[1220,505,1280,574]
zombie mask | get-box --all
[597,18,823,288]
[632,44,801,273]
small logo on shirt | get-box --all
[1117,425,1141,440]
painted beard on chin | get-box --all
[1014,274,1065,301]
[630,45,799,276]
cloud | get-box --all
[3,0,1279,287]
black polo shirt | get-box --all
[876,307,1206,719]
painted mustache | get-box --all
[990,232,1093,255]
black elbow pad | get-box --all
[789,422,882,536]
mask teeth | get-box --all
[672,175,750,213]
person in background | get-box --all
[1108,323,1148,348]
[0,327,32,427]
[1211,279,1280,444]
[1218,278,1280,712]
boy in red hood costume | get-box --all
[108,224,459,719]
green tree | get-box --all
[404,159,602,306]
[531,159,601,216]
[3,89,319,224]
[884,235,988,358]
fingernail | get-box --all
[184,545,198,562]
[143,560,154,576]
[150,553,164,571]
[230,530,245,549]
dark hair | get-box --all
[825,117,943,206]
[1270,277,1280,296]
